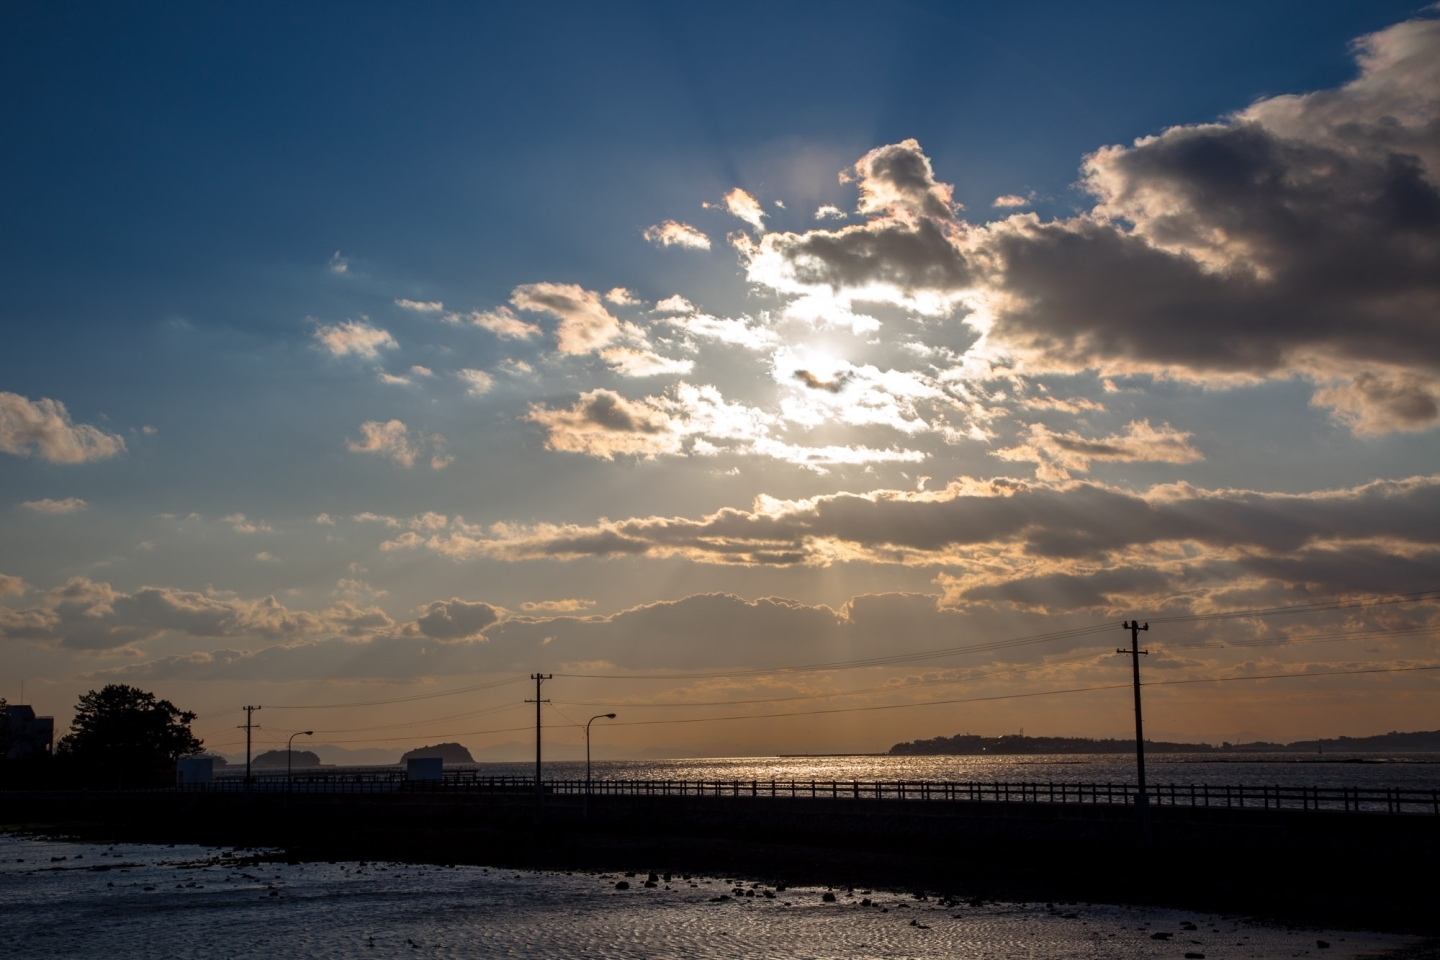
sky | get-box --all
[2,1,1439,763]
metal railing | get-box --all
[192,773,1440,815]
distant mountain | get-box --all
[252,749,323,768]
[889,730,1440,755]
[400,742,474,764]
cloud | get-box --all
[0,577,393,651]
[410,365,434,377]
[654,295,696,315]
[598,347,696,378]
[993,420,1203,480]
[21,497,88,515]
[254,551,278,562]
[0,574,25,596]
[963,16,1440,432]
[400,473,1440,615]
[395,299,444,312]
[378,371,411,386]
[520,598,596,613]
[347,420,450,470]
[849,138,957,219]
[526,389,685,459]
[993,194,1030,208]
[315,513,336,525]
[0,393,126,464]
[313,321,397,359]
[456,307,542,340]
[221,513,274,534]
[643,220,711,250]
[815,205,847,220]
[717,188,767,233]
[510,283,623,354]
[328,251,348,274]
[411,598,502,640]
[657,311,780,351]
[605,287,640,305]
[458,368,495,396]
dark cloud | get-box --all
[413,598,502,640]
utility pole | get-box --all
[239,705,262,789]
[1119,621,1150,845]
[525,674,551,815]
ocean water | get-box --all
[262,754,1440,792]
[0,835,1416,960]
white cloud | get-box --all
[599,347,696,378]
[643,220,712,250]
[605,287,641,305]
[395,298,444,312]
[378,371,411,386]
[313,320,397,359]
[457,307,542,340]
[21,497,88,515]
[657,312,780,351]
[0,574,24,596]
[0,393,126,464]
[719,188,767,233]
[510,283,623,354]
[328,251,349,274]
[458,368,495,396]
[315,513,336,525]
[815,204,847,220]
[993,194,1030,208]
[254,551,278,562]
[653,295,696,315]
[346,420,450,470]
[410,365,434,377]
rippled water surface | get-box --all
[297,754,1440,792]
[1,835,1416,959]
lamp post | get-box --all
[287,731,313,792]
[586,713,616,797]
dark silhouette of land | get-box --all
[253,749,322,768]
[890,729,1440,755]
[400,742,474,764]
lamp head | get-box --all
[303,731,313,736]
[605,713,616,719]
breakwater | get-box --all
[5,781,1438,932]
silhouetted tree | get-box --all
[56,685,202,787]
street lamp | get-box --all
[287,731,314,792]
[586,714,616,795]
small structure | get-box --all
[176,756,214,786]
[406,757,443,781]
[3,705,54,761]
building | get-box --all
[3,705,55,761]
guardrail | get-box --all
[193,773,1440,815]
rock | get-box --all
[1317,941,1331,950]
[861,898,873,907]
[1181,922,1198,931]
[1185,953,1205,959]
[643,881,657,888]
[1151,932,1172,940]
[647,872,659,883]
[822,892,837,902]
[763,890,775,899]
[614,881,630,890]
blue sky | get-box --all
[3,2,1438,760]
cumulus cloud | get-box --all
[848,138,957,219]
[0,577,392,651]
[395,299,444,312]
[605,288,640,305]
[526,389,685,459]
[411,598,502,640]
[657,311,780,351]
[993,420,1203,480]
[221,513,274,534]
[0,574,25,596]
[815,204,846,220]
[458,369,495,396]
[346,420,450,469]
[654,295,696,315]
[644,220,711,250]
[313,320,397,359]
[21,497,88,514]
[993,194,1030,208]
[510,283,623,354]
[717,188,767,233]
[456,307,542,340]
[0,393,126,464]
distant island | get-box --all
[400,742,474,764]
[889,730,1440,755]
[252,749,323,767]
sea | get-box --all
[5,755,1435,959]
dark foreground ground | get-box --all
[5,788,1438,936]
